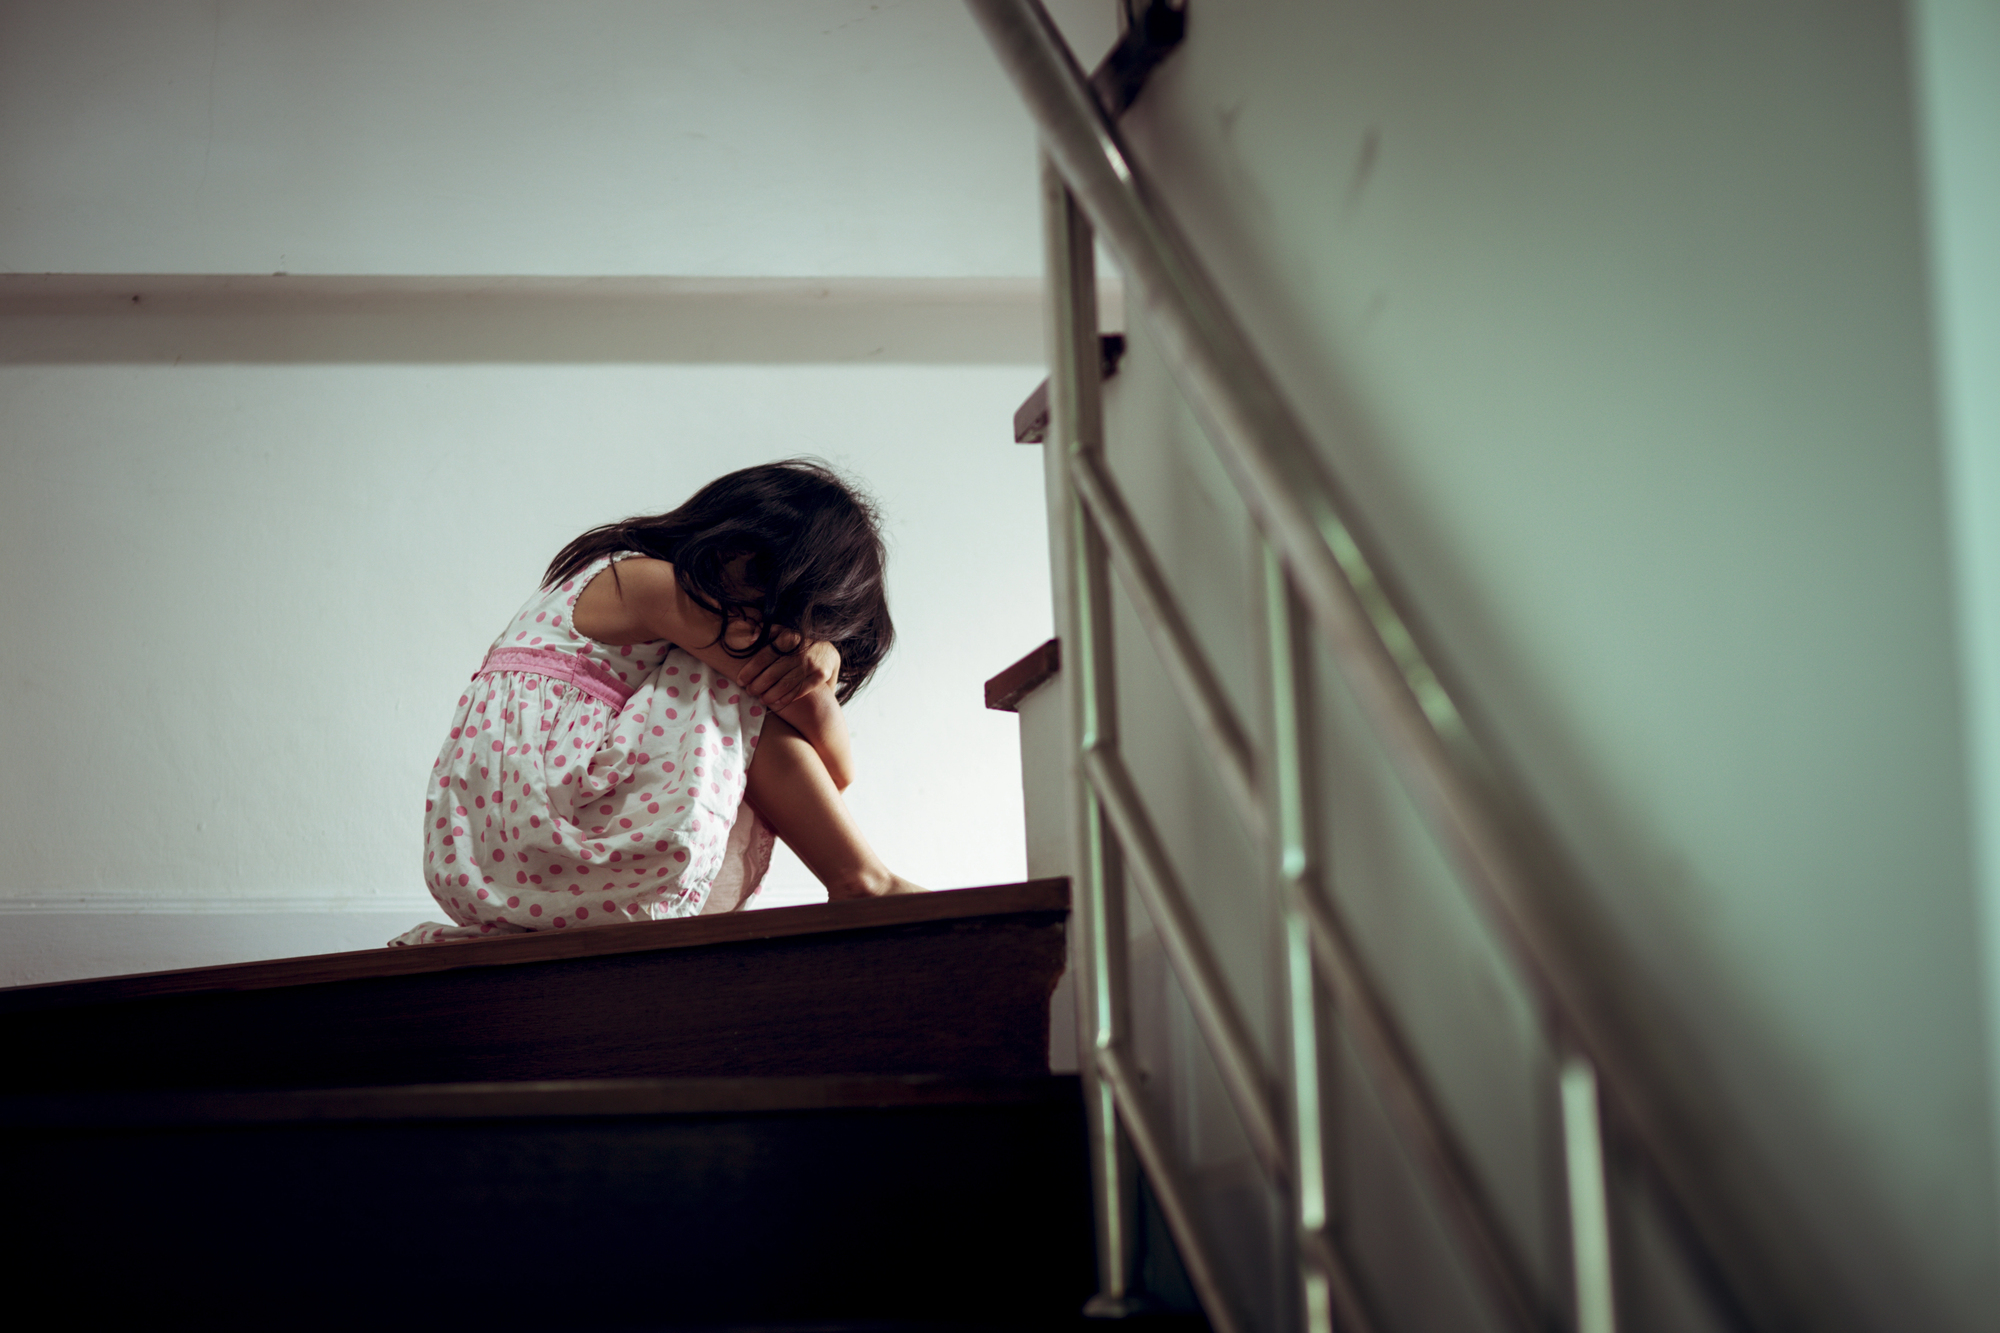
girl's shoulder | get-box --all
[570,554,682,647]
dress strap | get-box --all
[475,646,637,711]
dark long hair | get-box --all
[543,459,893,703]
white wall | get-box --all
[0,0,1112,277]
[1083,0,1997,1329]
[0,352,1053,980]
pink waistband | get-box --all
[474,646,637,711]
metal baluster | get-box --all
[1561,1051,1618,1333]
[1042,153,1141,1314]
[1267,543,1379,1333]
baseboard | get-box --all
[0,907,431,989]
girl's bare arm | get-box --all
[570,557,855,787]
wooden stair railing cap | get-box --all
[0,877,1070,1015]
[985,638,1061,712]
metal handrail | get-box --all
[967,1,1845,1331]
[1074,336,1548,1325]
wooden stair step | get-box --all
[0,879,1070,1093]
[1,1074,1096,1329]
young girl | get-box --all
[391,460,922,946]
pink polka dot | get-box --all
[476,888,489,900]
[652,726,664,737]
[554,917,567,929]
[647,803,660,814]
[722,737,735,747]
[458,874,471,887]
[689,672,701,683]
[619,818,633,829]
[536,612,546,623]
[674,850,688,862]
[602,900,615,912]
[507,895,521,908]
[529,903,543,917]
[576,906,589,920]
[665,709,678,720]
[599,804,613,816]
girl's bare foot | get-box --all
[745,716,922,901]
[825,868,928,900]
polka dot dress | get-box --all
[390,553,774,945]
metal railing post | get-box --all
[1041,151,1140,1315]
[1561,1050,1618,1333]
[1266,543,1379,1333]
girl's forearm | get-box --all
[775,687,853,791]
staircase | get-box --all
[0,880,1192,1330]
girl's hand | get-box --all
[735,630,841,712]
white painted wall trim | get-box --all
[0,274,1122,366]
[0,896,435,916]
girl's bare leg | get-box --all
[744,715,925,899]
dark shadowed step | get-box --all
[0,879,1069,1093]
[0,1075,1097,1329]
